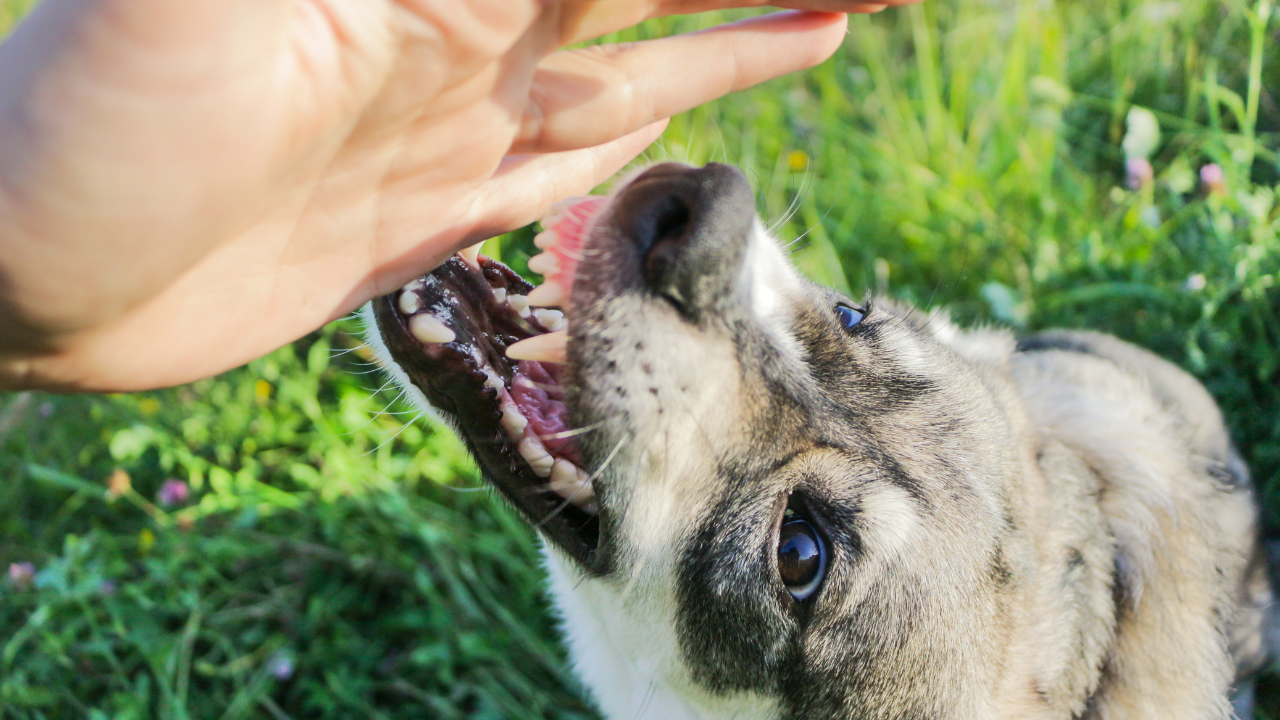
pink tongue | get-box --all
[510,360,580,465]
[541,196,608,301]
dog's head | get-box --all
[368,164,1028,718]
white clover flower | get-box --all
[1123,106,1160,160]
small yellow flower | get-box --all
[106,468,131,500]
[255,379,273,402]
[787,150,809,173]
[138,528,155,556]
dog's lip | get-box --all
[372,250,604,567]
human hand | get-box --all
[0,0,916,392]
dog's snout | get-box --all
[612,162,755,318]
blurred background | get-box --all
[1,0,1277,717]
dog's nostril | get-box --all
[647,195,691,247]
[639,195,692,296]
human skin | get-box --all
[0,0,916,392]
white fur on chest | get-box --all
[542,548,780,720]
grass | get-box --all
[1,0,1277,717]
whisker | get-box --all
[537,421,605,441]
[362,411,425,456]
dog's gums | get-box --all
[370,196,608,565]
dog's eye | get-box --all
[835,304,865,329]
[778,514,827,601]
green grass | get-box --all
[2,0,1278,717]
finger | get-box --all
[514,11,846,155]
[556,0,918,45]
[469,119,670,241]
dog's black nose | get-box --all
[612,163,755,318]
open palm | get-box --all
[0,0,907,391]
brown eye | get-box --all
[778,516,827,600]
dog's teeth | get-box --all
[458,242,483,267]
[402,278,424,293]
[533,230,559,251]
[492,287,507,304]
[526,252,560,276]
[527,282,564,307]
[409,314,455,344]
[549,458,586,495]
[501,403,529,438]
[509,294,530,316]
[533,308,563,329]
[550,317,567,332]
[518,437,554,477]
[483,369,504,393]
[506,331,568,363]
[398,290,422,315]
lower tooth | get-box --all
[402,278,424,293]
[492,288,507,304]
[482,369,504,393]
[509,294,531,318]
[409,314,456,344]
[501,403,529,438]
[398,291,422,315]
[550,459,582,495]
[533,308,564,329]
[518,437,554,477]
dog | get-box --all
[364,162,1276,719]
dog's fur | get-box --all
[369,163,1275,719]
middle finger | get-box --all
[555,0,907,46]
[513,10,848,154]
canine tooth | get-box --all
[527,282,564,307]
[533,308,563,329]
[501,403,529,438]
[518,437,554,477]
[506,331,568,363]
[526,252,559,276]
[458,242,483,267]
[492,287,507,304]
[398,290,422,315]
[409,314,455,344]
[509,294,529,314]
[534,230,559,250]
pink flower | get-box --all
[156,479,190,507]
[1200,164,1226,195]
[8,562,35,590]
[267,652,295,681]
[1125,157,1153,190]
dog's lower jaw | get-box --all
[543,546,783,720]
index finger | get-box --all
[556,0,920,45]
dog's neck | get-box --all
[542,548,780,720]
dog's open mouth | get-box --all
[371,197,608,565]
